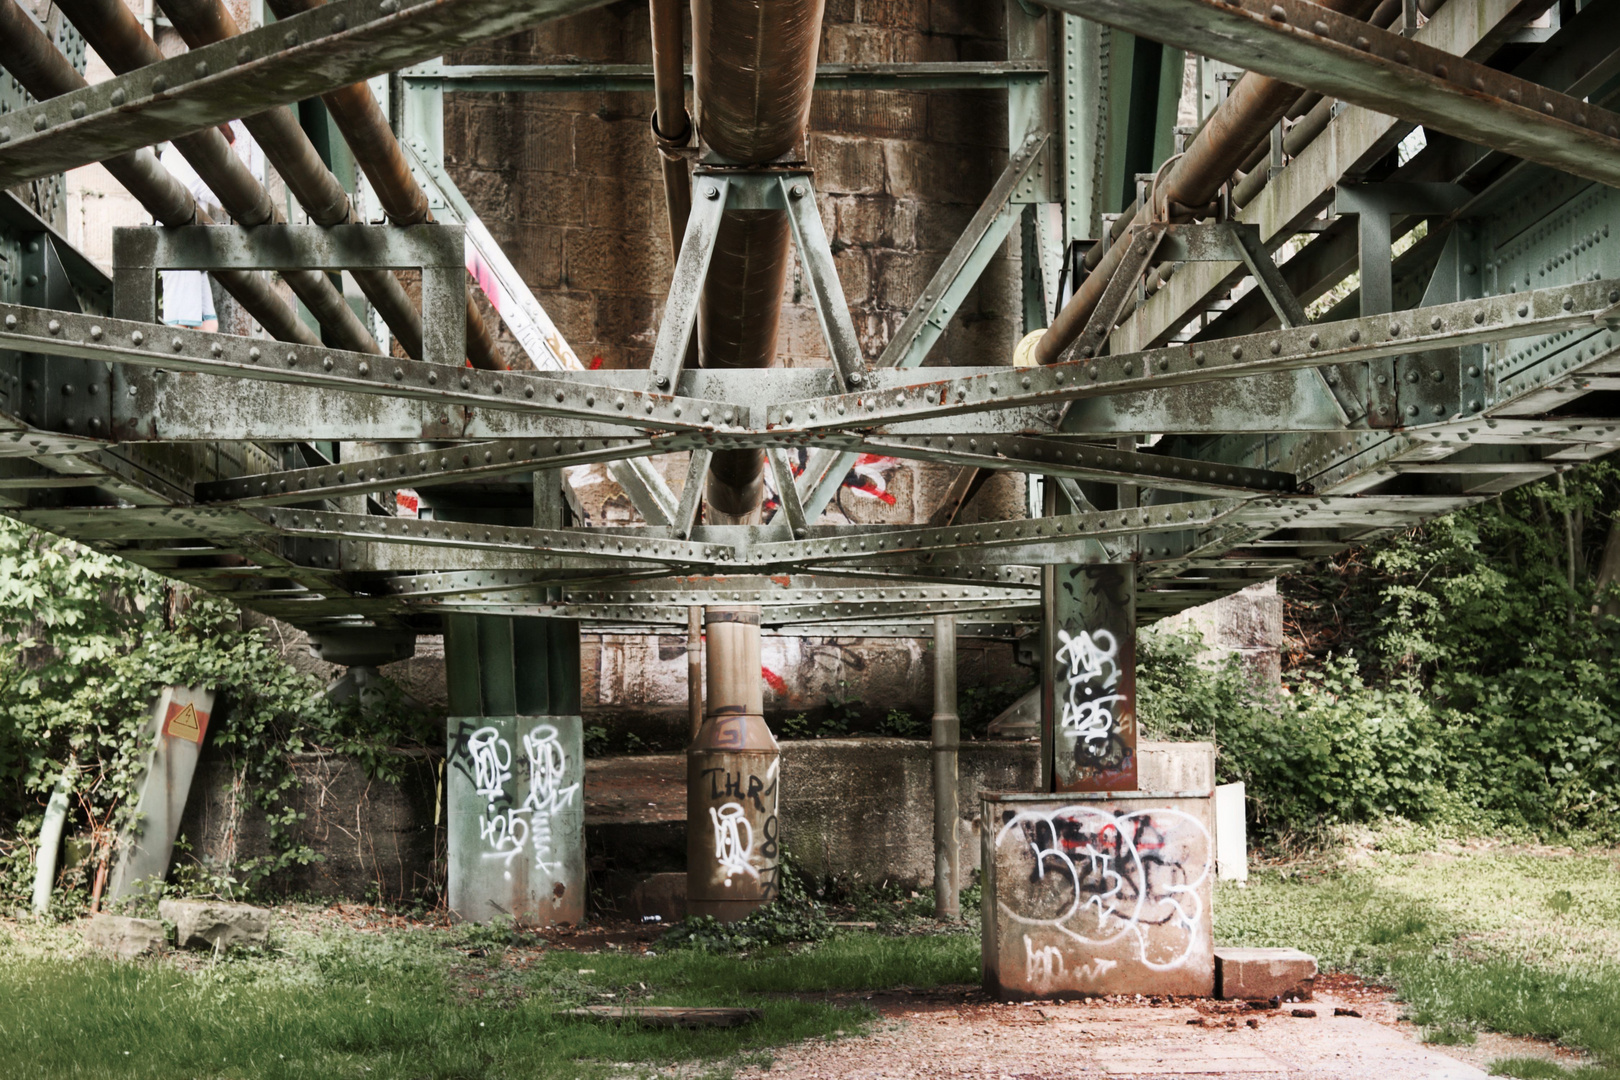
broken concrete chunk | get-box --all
[84,914,167,960]
[159,898,270,950]
[1215,946,1318,1002]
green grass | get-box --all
[0,921,975,1080]
[1216,845,1620,1079]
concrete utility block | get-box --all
[982,792,1215,999]
[630,872,686,924]
[159,899,271,951]
[1215,947,1318,1001]
[83,914,167,960]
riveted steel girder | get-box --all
[0,0,614,188]
[1041,0,1620,191]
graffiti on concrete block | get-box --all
[454,721,580,880]
[997,805,1211,979]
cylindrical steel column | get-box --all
[690,0,826,525]
[687,605,779,922]
[932,614,960,920]
[687,605,703,743]
[444,614,585,926]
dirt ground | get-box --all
[730,976,1586,1080]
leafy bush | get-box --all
[1138,462,1620,842]
[660,854,832,953]
[0,519,430,908]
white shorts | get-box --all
[161,269,217,326]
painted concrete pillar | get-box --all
[107,686,216,902]
[444,614,585,925]
[687,605,779,922]
[1044,563,1138,792]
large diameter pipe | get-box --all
[156,0,427,359]
[54,0,379,355]
[691,0,826,524]
[932,615,960,921]
[0,0,317,345]
[264,0,506,371]
[687,605,779,922]
[650,0,692,255]
[1035,0,1379,365]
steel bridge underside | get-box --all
[3,0,1620,644]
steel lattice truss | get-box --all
[4,0,1620,642]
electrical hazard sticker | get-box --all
[162,700,209,744]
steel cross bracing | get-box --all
[5,0,1620,637]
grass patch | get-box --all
[0,918,975,1080]
[1217,845,1620,1077]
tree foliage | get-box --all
[0,519,430,908]
[1139,462,1620,842]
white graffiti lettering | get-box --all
[479,808,530,868]
[997,806,1212,977]
[468,726,513,801]
[709,802,757,885]
[468,723,578,879]
[1053,628,1122,758]
[1023,934,1117,993]
[522,724,580,816]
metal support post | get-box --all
[687,605,703,743]
[444,613,584,925]
[1045,562,1138,791]
[687,605,779,922]
[932,613,960,919]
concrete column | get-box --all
[932,614,960,920]
[687,605,779,922]
[1046,563,1139,791]
[444,614,585,925]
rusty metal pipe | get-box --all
[156,0,427,359]
[55,0,380,354]
[650,0,693,258]
[0,0,317,345]
[687,605,778,922]
[265,0,505,370]
[691,0,825,523]
[1036,0,1379,364]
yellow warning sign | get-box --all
[163,701,207,744]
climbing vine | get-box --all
[0,518,430,910]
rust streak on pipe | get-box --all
[650,0,693,256]
[265,0,506,370]
[692,0,826,524]
[55,0,380,354]
[1035,0,1380,365]
[0,0,318,346]
[156,0,428,360]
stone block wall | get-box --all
[447,0,1028,528]
[1155,580,1284,684]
